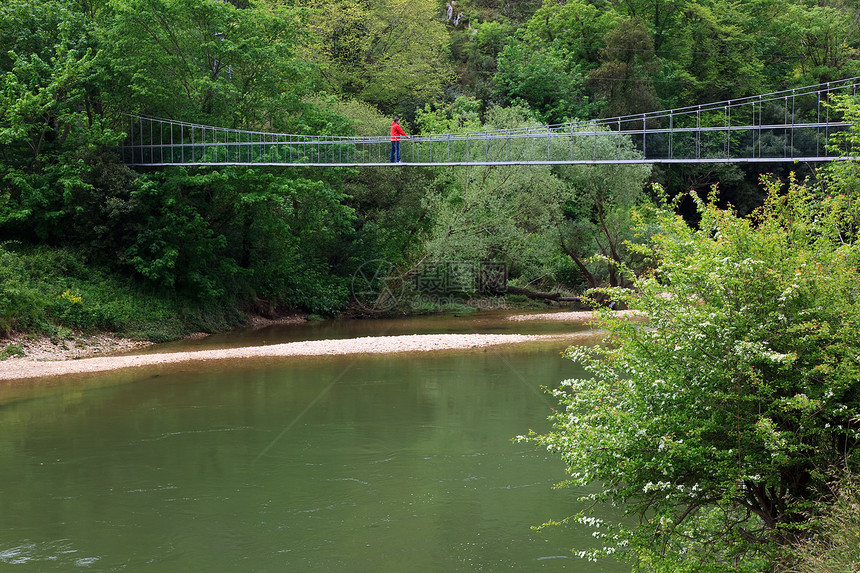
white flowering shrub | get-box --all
[521,176,860,572]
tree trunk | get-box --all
[560,235,599,289]
[498,284,587,304]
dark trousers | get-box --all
[390,140,400,162]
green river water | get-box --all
[0,311,626,572]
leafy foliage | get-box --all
[414,103,561,284]
[776,2,860,85]
[0,243,40,335]
[0,242,191,340]
[554,132,653,290]
[295,0,453,116]
[662,0,767,104]
[493,0,614,122]
[0,0,360,322]
[824,94,860,217]
[0,0,121,242]
[587,17,660,118]
[521,177,860,570]
[412,102,654,294]
[100,0,319,130]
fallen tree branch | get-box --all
[496,285,590,304]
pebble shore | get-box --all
[0,333,585,381]
[0,311,624,381]
[0,333,153,362]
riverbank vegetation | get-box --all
[521,142,860,570]
[3,1,860,567]
[4,0,860,338]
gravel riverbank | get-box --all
[507,309,642,322]
[0,332,595,381]
[0,310,627,381]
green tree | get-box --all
[454,20,515,107]
[0,0,121,244]
[667,0,767,104]
[587,17,660,118]
[295,0,453,115]
[612,0,684,53]
[0,0,359,316]
[326,99,436,269]
[494,43,597,123]
[777,1,860,85]
[119,167,354,313]
[101,0,321,131]
[410,102,654,298]
[83,0,357,313]
[493,0,617,122]
[0,0,89,73]
[416,103,564,284]
[518,0,617,63]
[522,177,860,570]
[554,147,652,290]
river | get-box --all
[0,311,626,571]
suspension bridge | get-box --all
[121,78,860,168]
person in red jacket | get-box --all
[390,117,409,163]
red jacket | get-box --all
[390,121,408,141]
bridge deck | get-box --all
[120,78,860,167]
[124,157,850,168]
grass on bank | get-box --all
[783,476,860,573]
[0,242,247,343]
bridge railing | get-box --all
[120,78,859,166]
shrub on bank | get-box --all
[0,243,41,335]
[0,243,238,341]
[522,177,860,571]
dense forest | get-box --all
[1,0,859,339]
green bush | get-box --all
[522,176,860,571]
[0,243,232,341]
[0,245,41,335]
[0,342,25,360]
